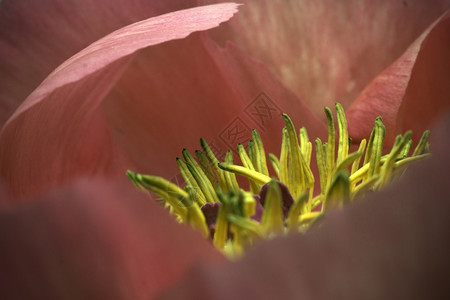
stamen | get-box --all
[282,114,314,199]
[195,150,218,190]
[224,150,240,192]
[250,129,270,176]
[366,117,386,179]
[268,153,281,178]
[183,152,219,203]
[323,171,350,212]
[184,187,209,238]
[378,131,412,187]
[336,103,349,165]
[176,158,206,205]
[218,163,271,185]
[324,107,336,176]
[260,180,284,237]
[287,192,308,232]
[413,130,430,156]
[237,143,261,194]
[200,138,229,191]
[127,103,430,258]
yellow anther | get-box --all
[351,139,366,175]
[413,130,430,156]
[324,171,350,212]
[128,172,188,220]
[261,180,284,237]
[176,158,207,206]
[200,138,230,191]
[282,114,314,199]
[268,153,281,178]
[287,192,308,232]
[336,103,349,165]
[279,127,289,185]
[184,187,209,238]
[238,143,261,194]
[218,163,271,185]
[366,117,385,179]
[315,138,327,195]
[251,130,270,176]
[195,150,218,189]
[324,106,336,174]
[224,150,240,192]
[378,131,412,187]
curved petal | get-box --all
[0,3,242,201]
[157,111,450,299]
[4,2,241,125]
[0,0,199,127]
[347,11,450,144]
[398,12,450,141]
[0,179,224,299]
[202,0,450,118]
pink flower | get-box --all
[0,0,449,298]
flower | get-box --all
[0,0,449,299]
[129,104,431,258]
[158,113,450,299]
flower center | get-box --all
[127,103,430,259]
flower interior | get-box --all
[127,103,430,259]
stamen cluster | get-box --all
[127,104,430,258]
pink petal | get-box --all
[5,3,241,123]
[203,0,449,119]
[0,3,244,201]
[398,12,450,142]
[0,4,326,201]
[347,11,450,144]
[158,111,450,299]
[0,179,224,299]
[102,34,327,181]
[0,182,11,211]
[0,0,200,127]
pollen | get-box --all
[127,103,430,259]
